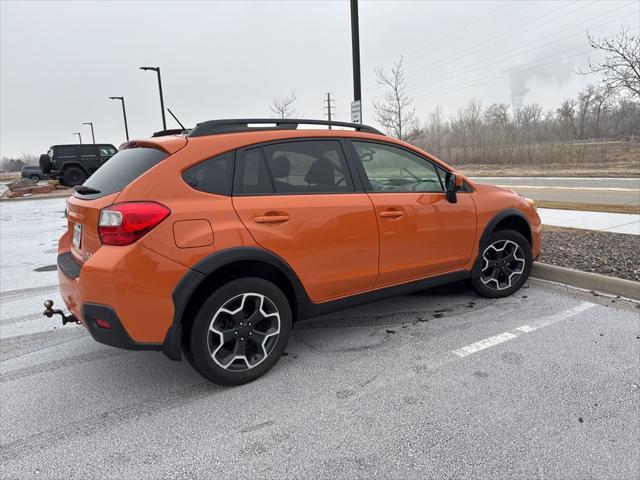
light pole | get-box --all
[109,96,129,141]
[350,0,362,121]
[73,132,82,144]
[82,122,95,144]
[140,66,167,130]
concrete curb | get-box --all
[532,262,640,301]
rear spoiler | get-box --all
[151,128,191,138]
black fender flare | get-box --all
[471,208,531,278]
[163,247,310,360]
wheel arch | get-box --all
[164,247,309,361]
[471,209,532,278]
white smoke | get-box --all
[509,56,575,110]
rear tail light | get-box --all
[98,202,170,246]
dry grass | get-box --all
[452,141,640,177]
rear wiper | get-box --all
[74,185,101,195]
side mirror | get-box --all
[445,172,458,203]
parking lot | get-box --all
[1,197,639,479]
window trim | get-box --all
[232,138,361,197]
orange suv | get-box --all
[48,119,541,385]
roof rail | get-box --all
[187,118,384,137]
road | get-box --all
[1,197,639,479]
[471,177,640,207]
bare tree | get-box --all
[269,91,298,118]
[20,152,38,166]
[372,56,417,140]
[580,28,640,98]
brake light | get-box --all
[98,202,170,246]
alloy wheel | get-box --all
[207,293,281,371]
[480,239,526,291]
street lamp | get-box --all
[139,66,167,130]
[109,96,130,141]
[82,122,95,144]
[72,132,82,144]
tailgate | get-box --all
[66,193,119,263]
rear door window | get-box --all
[56,146,76,157]
[235,140,354,195]
[77,147,167,199]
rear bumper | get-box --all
[57,237,189,355]
[82,303,162,351]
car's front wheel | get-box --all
[470,229,532,298]
[30,174,40,183]
[188,277,292,386]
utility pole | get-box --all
[323,93,335,129]
[350,0,362,122]
[140,66,167,130]
[109,96,129,141]
[73,132,82,144]
[82,122,95,144]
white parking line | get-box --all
[453,301,596,358]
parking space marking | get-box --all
[453,301,596,358]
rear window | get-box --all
[76,147,167,199]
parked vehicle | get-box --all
[46,119,541,385]
[40,143,118,186]
[21,165,49,182]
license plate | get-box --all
[72,223,82,249]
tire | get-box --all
[39,154,51,174]
[30,174,40,183]
[189,277,292,386]
[470,229,532,298]
[61,167,86,187]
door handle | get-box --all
[379,210,404,219]
[254,214,290,224]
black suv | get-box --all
[40,144,118,186]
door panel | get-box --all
[369,192,476,286]
[233,195,379,302]
[349,139,477,286]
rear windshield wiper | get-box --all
[74,185,101,195]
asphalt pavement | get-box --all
[1,198,639,479]
[471,177,640,207]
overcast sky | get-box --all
[1,0,638,158]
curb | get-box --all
[532,263,640,301]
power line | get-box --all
[404,10,637,94]
[369,0,564,90]
[404,0,595,80]
[409,23,638,102]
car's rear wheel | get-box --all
[470,229,532,298]
[30,174,40,183]
[61,167,86,187]
[189,277,292,386]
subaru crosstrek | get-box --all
[47,119,541,385]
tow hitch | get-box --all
[43,299,80,325]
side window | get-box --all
[261,140,353,194]
[99,146,117,157]
[182,151,234,195]
[78,145,97,157]
[353,141,444,193]
[56,146,76,157]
